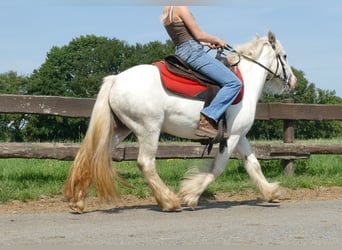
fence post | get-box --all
[283,98,295,175]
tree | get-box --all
[248,68,342,140]
[28,35,129,97]
[24,36,174,142]
[0,72,29,141]
[2,35,340,142]
[23,35,130,141]
[120,40,174,69]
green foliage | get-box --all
[1,36,174,142]
[28,35,125,97]
[121,40,174,69]
[248,68,342,140]
[28,36,174,98]
[0,72,30,141]
[0,35,341,141]
[0,71,28,94]
[23,115,88,142]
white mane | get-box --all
[231,34,288,95]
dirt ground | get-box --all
[1,186,341,214]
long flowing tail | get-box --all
[63,75,127,212]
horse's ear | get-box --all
[268,31,276,49]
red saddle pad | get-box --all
[153,61,244,104]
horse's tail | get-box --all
[64,75,128,212]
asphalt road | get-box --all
[0,199,341,247]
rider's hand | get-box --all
[207,43,220,49]
[209,38,226,49]
[216,38,227,48]
[201,38,226,49]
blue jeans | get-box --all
[176,40,242,123]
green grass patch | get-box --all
[278,155,342,189]
[1,154,341,203]
[0,159,70,202]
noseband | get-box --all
[275,54,292,90]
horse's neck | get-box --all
[239,49,272,104]
[239,61,267,104]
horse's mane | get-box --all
[233,34,287,95]
[234,35,268,60]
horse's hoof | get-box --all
[178,191,200,210]
[268,198,281,203]
[68,200,85,214]
[158,201,182,212]
[162,207,183,212]
[161,201,182,212]
[186,201,198,210]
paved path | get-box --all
[1,199,341,247]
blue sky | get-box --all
[1,0,341,97]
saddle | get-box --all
[153,54,244,107]
[153,54,244,152]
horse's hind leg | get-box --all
[237,136,280,202]
[136,134,181,211]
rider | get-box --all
[161,6,242,138]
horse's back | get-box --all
[118,64,160,85]
[108,64,168,118]
[108,64,204,139]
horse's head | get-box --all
[265,31,297,94]
[234,31,297,95]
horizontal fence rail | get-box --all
[0,94,94,118]
[1,94,342,120]
[0,94,341,169]
[0,142,341,161]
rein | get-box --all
[222,43,291,90]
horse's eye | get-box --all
[283,54,287,61]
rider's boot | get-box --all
[195,114,218,138]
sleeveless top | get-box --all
[164,7,194,46]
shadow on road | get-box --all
[73,197,280,215]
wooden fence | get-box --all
[1,94,342,174]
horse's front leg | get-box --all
[237,136,280,202]
[179,135,241,209]
[136,136,181,211]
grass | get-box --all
[0,159,70,202]
[1,153,341,203]
[279,155,342,188]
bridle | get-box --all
[215,43,292,91]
